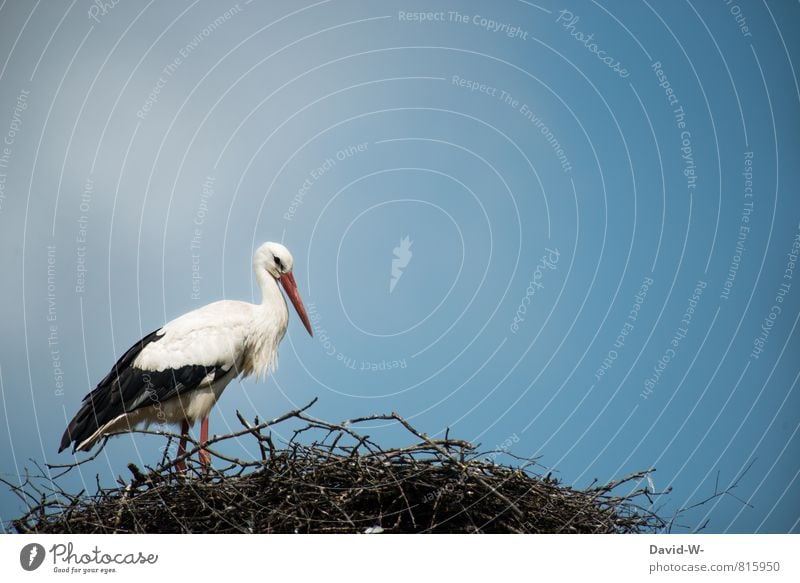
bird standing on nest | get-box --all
[59,242,313,472]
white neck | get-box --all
[243,268,289,378]
[255,267,285,310]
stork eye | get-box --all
[274,255,284,271]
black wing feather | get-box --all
[59,329,227,453]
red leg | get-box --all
[199,417,211,469]
[176,420,190,473]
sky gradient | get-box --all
[0,0,798,533]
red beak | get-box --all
[279,271,313,336]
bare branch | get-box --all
[5,399,666,534]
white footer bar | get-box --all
[1,534,797,582]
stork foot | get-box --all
[175,420,190,476]
[199,448,211,472]
[199,417,211,475]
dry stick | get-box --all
[139,398,319,475]
[667,460,756,533]
[46,437,111,478]
[66,401,318,532]
[10,399,666,534]
[112,483,132,528]
[295,412,384,455]
[389,412,524,520]
[235,411,268,462]
[554,470,662,533]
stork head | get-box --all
[255,242,313,336]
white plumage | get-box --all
[60,242,313,469]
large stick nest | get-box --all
[8,399,666,533]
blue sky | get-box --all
[0,0,798,533]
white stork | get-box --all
[59,242,313,471]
